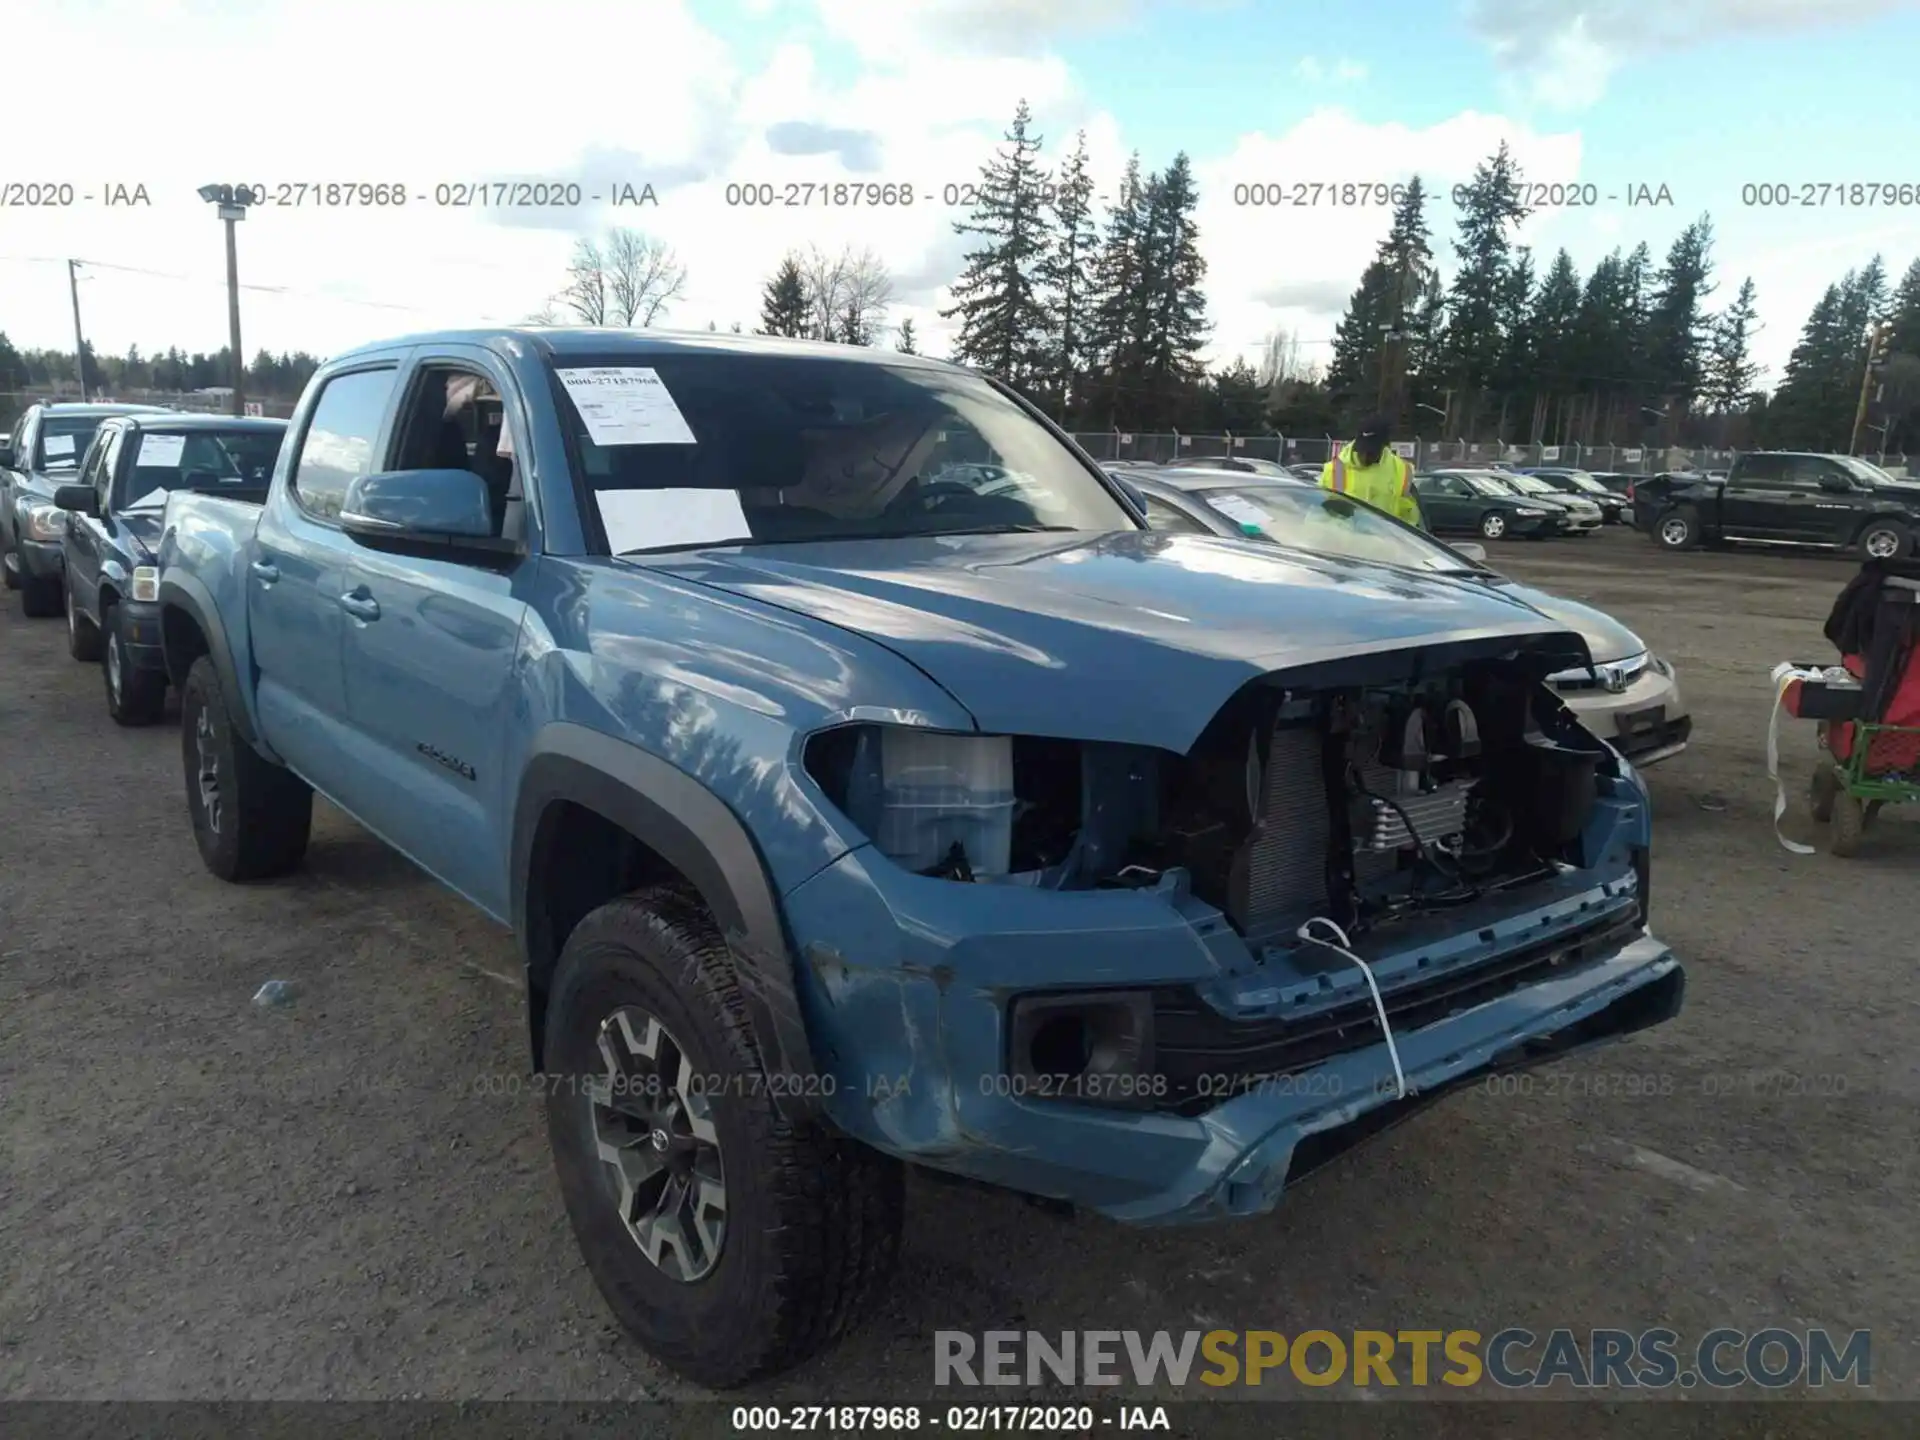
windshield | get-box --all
[115,429,285,509]
[1502,472,1559,496]
[554,353,1136,553]
[1565,471,1609,494]
[1459,473,1516,497]
[37,418,105,471]
[1198,483,1475,574]
[1840,456,1895,485]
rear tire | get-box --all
[103,605,167,726]
[19,571,61,617]
[544,888,904,1389]
[66,580,102,661]
[1808,765,1838,824]
[1858,520,1909,561]
[179,655,312,880]
[1828,791,1866,857]
[1654,508,1699,551]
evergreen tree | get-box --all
[1084,153,1151,423]
[1767,281,1851,448]
[940,100,1054,392]
[1437,142,1531,434]
[1036,129,1098,417]
[1527,249,1585,442]
[1644,216,1716,409]
[1133,154,1211,425]
[1704,276,1763,414]
[896,317,918,354]
[1490,246,1537,437]
[1887,258,1920,359]
[1210,358,1266,432]
[759,254,810,338]
[1327,177,1435,431]
[1326,263,1395,425]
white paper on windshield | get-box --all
[596,488,749,554]
[556,367,696,446]
[127,487,171,511]
[44,434,75,458]
[137,433,187,468]
[1210,494,1271,530]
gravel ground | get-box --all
[1,526,1914,1417]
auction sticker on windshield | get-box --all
[137,433,187,467]
[1209,494,1270,530]
[556,367,696,446]
[44,434,75,458]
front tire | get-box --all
[1859,520,1909,561]
[544,888,904,1389]
[103,606,167,725]
[66,580,102,661]
[1808,764,1839,824]
[1654,508,1699,551]
[1828,791,1866,857]
[179,656,313,880]
[1478,511,1508,540]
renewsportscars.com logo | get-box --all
[934,1328,1871,1391]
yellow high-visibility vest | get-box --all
[1320,445,1422,527]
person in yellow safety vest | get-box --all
[1320,414,1424,528]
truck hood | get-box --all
[635,530,1590,750]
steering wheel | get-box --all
[888,478,985,515]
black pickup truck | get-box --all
[1640,451,1919,558]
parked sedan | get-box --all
[1521,467,1630,524]
[1491,469,1605,532]
[54,413,286,723]
[1122,468,1693,765]
[1412,469,1569,540]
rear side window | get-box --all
[291,369,397,520]
[1731,453,1785,483]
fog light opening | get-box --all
[1029,1014,1090,1076]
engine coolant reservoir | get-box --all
[871,730,1014,876]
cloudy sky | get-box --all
[4,0,1919,393]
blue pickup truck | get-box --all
[156,329,1685,1387]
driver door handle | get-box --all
[250,559,279,584]
[338,590,380,623]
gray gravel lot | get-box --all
[1,526,1914,1413]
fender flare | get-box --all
[156,572,261,750]
[511,723,823,1121]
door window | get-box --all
[290,369,398,520]
[391,365,520,540]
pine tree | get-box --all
[1084,154,1151,424]
[1491,246,1537,438]
[1644,217,1716,411]
[1527,249,1585,443]
[1327,177,1435,432]
[1888,258,1920,359]
[1767,281,1851,448]
[1437,142,1532,435]
[896,318,918,354]
[759,254,809,337]
[1130,155,1210,427]
[1326,263,1395,426]
[1036,129,1098,418]
[1704,276,1763,414]
[940,100,1054,392]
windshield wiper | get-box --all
[926,523,1082,536]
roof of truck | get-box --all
[109,413,288,433]
[32,402,174,417]
[328,327,959,371]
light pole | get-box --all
[198,184,256,416]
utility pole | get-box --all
[67,260,90,401]
[1849,321,1891,455]
[223,210,245,416]
[1375,265,1419,427]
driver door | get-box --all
[1413,475,1466,532]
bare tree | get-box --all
[563,238,609,325]
[798,244,894,343]
[605,228,687,326]
[1256,326,1310,389]
[524,300,563,325]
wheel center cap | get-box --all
[650,1128,670,1152]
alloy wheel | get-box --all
[194,706,223,835]
[587,1006,727,1283]
[1660,517,1690,547]
[1865,529,1901,560]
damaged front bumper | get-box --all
[783,784,1684,1225]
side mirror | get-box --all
[53,484,97,515]
[0,439,13,468]
[1818,474,1854,493]
[1449,541,1488,563]
[340,469,496,547]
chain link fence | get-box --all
[1071,432,1913,477]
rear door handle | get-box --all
[250,559,280,584]
[338,590,380,623]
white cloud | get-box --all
[1467,0,1920,108]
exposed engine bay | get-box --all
[805,655,1612,942]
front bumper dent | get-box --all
[783,797,1683,1224]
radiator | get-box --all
[1237,724,1331,935]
